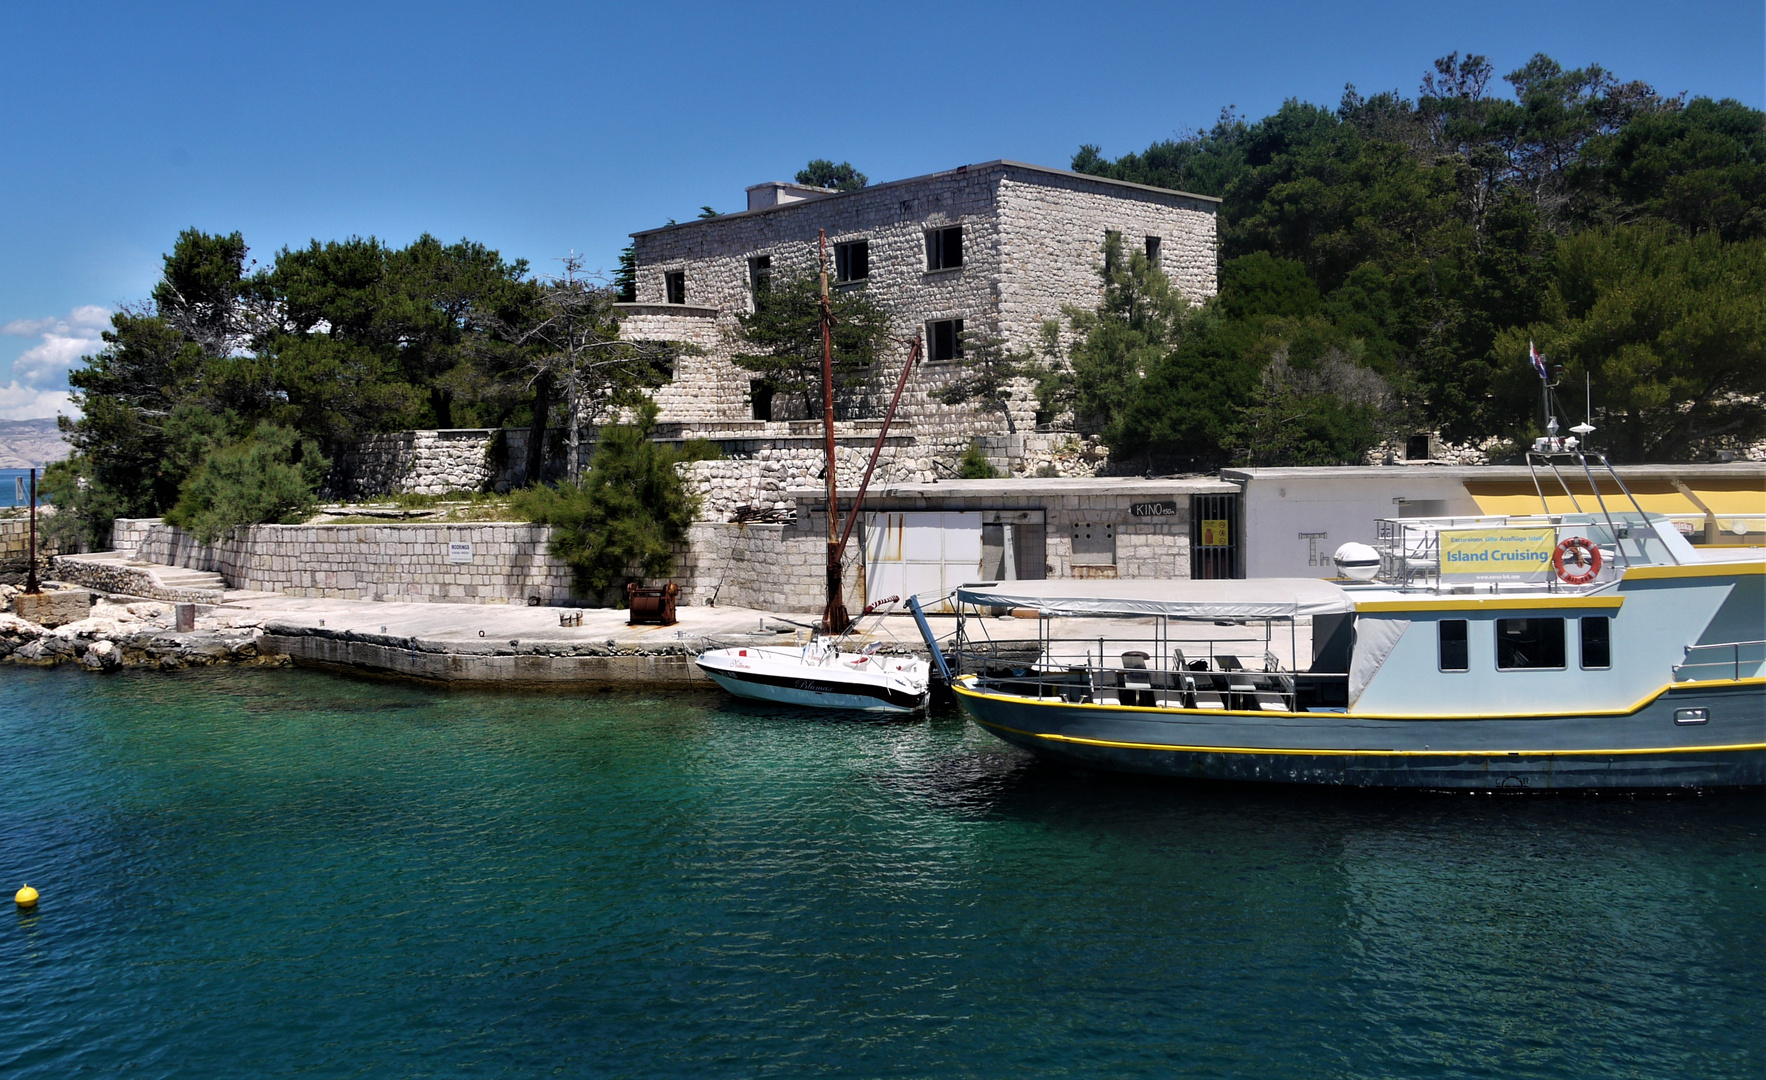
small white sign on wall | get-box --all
[448,542,473,564]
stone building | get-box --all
[619,160,1220,480]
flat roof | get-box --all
[789,475,1239,501]
[632,160,1221,238]
[1223,463,1766,483]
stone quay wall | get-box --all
[114,519,577,605]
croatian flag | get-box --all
[1529,340,1549,381]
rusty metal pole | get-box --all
[818,231,848,633]
[25,467,38,595]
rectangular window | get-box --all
[926,226,963,271]
[1496,618,1566,670]
[1580,616,1611,669]
[1438,619,1468,671]
[748,255,771,296]
[834,240,868,282]
[928,318,964,362]
[664,271,686,305]
[1145,235,1162,264]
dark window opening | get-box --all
[1439,619,1468,671]
[1406,434,1433,460]
[926,226,963,271]
[664,271,686,305]
[748,255,771,297]
[1496,618,1566,670]
[834,240,868,282]
[1580,616,1611,669]
[1145,235,1162,264]
[928,318,964,362]
[750,380,774,422]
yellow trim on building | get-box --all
[1465,478,1766,519]
[1354,595,1625,613]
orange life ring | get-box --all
[1553,537,1602,585]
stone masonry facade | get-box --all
[97,476,1229,612]
[621,160,1218,471]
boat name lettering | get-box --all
[1440,528,1554,580]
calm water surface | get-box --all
[1,667,1760,1078]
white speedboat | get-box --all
[696,637,931,713]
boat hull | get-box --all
[697,649,928,713]
[956,680,1766,789]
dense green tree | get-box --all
[1073,51,1765,461]
[1498,227,1766,461]
[163,422,330,543]
[731,271,892,418]
[510,400,715,601]
[795,160,868,191]
[1038,233,1193,439]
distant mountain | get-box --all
[0,418,71,468]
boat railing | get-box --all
[1372,510,1687,592]
[1672,640,1766,683]
[953,635,1346,713]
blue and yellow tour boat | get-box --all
[936,444,1763,789]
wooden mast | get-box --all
[818,230,849,633]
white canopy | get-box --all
[953,578,1354,620]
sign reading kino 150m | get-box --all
[1439,527,1555,580]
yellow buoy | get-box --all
[15,885,38,907]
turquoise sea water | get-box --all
[1,667,1761,1078]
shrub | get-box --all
[958,440,1000,479]
[164,423,329,542]
[511,401,715,601]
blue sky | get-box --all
[2,0,1760,421]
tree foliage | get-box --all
[1070,51,1765,462]
[510,400,715,600]
[795,160,868,191]
[163,422,330,543]
[731,272,892,418]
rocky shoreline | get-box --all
[0,590,285,671]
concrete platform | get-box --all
[228,595,829,687]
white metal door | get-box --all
[862,512,983,613]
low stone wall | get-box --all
[117,519,578,605]
[0,515,57,584]
[51,556,225,603]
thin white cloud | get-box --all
[0,384,77,422]
[1,305,111,338]
[2,304,112,390]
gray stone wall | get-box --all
[624,161,1219,453]
[328,429,500,498]
[117,519,577,605]
[0,515,56,584]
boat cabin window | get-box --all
[1580,616,1611,669]
[1496,618,1566,670]
[1438,619,1468,671]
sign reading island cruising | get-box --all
[1439,526,1556,581]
